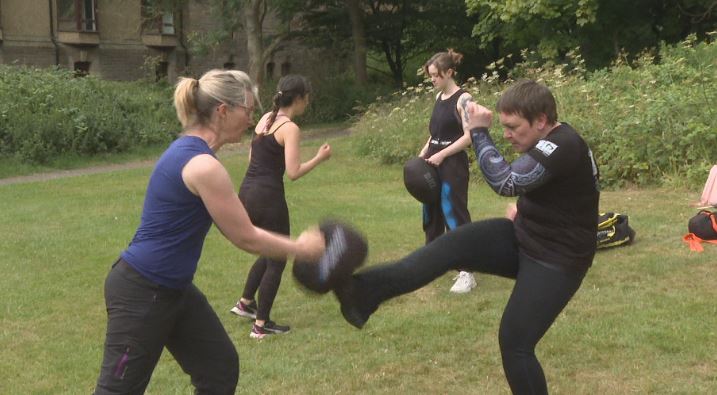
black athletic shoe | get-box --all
[250,321,290,339]
[230,300,257,319]
[333,277,375,329]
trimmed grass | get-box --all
[0,122,350,180]
[1,134,715,394]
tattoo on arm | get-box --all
[470,128,553,196]
[458,95,475,125]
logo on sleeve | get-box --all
[535,140,558,157]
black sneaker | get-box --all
[250,321,290,339]
[230,300,257,319]
[333,277,375,329]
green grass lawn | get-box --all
[1,134,715,394]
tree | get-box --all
[301,0,480,86]
[466,0,598,60]
[345,0,368,83]
[181,0,305,87]
[215,0,306,87]
[466,0,717,68]
[242,0,275,87]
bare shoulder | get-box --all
[277,120,300,133]
[186,153,222,172]
[182,154,228,194]
[457,92,474,106]
[255,112,272,134]
[275,121,301,143]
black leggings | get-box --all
[423,150,471,243]
[349,219,585,394]
[238,187,290,322]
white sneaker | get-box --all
[450,271,477,294]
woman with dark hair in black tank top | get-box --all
[230,75,332,339]
[420,49,478,294]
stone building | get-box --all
[0,0,317,81]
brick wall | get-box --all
[96,46,147,81]
[0,41,56,68]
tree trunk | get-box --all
[380,40,401,86]
[345,0,368,83]
[244,0,265,87]
[394,40,403,85]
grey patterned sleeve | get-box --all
[470,127,553,197]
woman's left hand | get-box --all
[425,153,444,167]
[296,227,326,262]
[316,143,332,162]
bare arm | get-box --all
[182,154,324,261]
[278,123,331,181]
[418,135,431,158]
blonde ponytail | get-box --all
[174,77,199,128]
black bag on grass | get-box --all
[597,212,636,249]
[687,209,717,240]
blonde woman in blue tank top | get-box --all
[93,70,326,394]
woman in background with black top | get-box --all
[420,49,477,294]
[230,75,332,339]
[93,69,325,394]
[335,80,600,395]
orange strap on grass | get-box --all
[683,233,717,252]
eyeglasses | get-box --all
[236,104,255,117]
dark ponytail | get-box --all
[265,74,312,130]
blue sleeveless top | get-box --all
[121,136,215,289]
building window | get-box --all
[58,0,97,32]
[142,1,175,35]
[266,62,275,79]
[161,13,175,35]
[280,61,291,76]
[74,61,91,77]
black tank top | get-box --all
[241,121,289,191]
[427,89,464,155]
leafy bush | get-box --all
[0,66,387,165]
[0,66,178,164]
[355,84,448,164]
[353,35,717,188]
[555,36,717,187]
